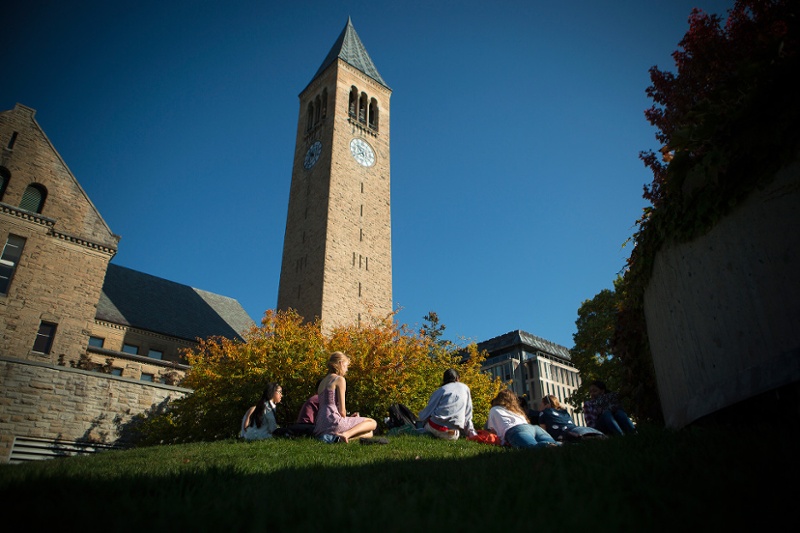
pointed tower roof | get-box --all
[308,17,389,89]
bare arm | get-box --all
[241,406,256,433]
[335,375,347,417]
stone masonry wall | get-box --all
[277,60,392,332]
[0,356,190,463]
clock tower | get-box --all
[277,18,393,333]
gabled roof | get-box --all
[308,17,389,89]
[96,264,256,342]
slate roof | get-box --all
[96,264,256,342]
[477,330,572,361]
[308,17,389,89]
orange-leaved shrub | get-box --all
[128,309,502,445]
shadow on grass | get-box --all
[2,424,796,531]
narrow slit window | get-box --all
[33,322,57,354]
[0,234,26,295]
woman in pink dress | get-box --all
[313,351,377,443]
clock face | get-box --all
[350,138,375,167]
[304,141,322,169]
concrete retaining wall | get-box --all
[644,158,800,428]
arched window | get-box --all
[349,87,358,118]
[0,166,9,202]
[314,95,322,124]
[321,88,328,120]
[306,102,315,131]
[368,98,379,130]
[20,184,47,213]
[358,93,368,123]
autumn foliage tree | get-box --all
[612,0,799,422]
[130,309,501,445]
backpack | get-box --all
[386,403,418,429]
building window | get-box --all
[140,373,154,382]
[33,322,57,354]
[306,102,314,131]
[88,336,105,348]
[6,132,18,150]
[20,184,47,213]
[0,234,26,295]
[0,166,10,201]
[368,98,379,130]
[111,368,123,376]
[358,92,367,123]
[147,349,163,360]
[122,343,139,355]
[349,86,358,117]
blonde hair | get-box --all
[491,389,529,422]
[327,351,350,375]
[542,394,562,410]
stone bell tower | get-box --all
[277,18,392,332]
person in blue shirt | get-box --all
[539,394,606,442]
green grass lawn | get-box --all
[1,423,796,531]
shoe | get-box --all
[359,437,389,445]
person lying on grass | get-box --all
[486,389,559,449]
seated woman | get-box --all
[487,389,559,449]
[240,382,283,440]
[539,394,606,442]
[583,380,637,436]
[418,368,477,440]
[313,351,377,443]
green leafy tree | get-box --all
[569,286,621,410]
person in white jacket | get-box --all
[487,389,559,448]
[418,368,476,440]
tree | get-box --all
[614,0,799,424]
[129,309,502,445]
[420,311,453,359]
[569,286,621,410]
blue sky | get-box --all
[4,0,734,349]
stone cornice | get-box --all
[0,201,55,227]
[86,346,190,371]
[49,228,117,256]
[0,202,118,256]
[94,320,197,346]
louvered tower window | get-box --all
[20,184,47,213]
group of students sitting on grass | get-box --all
[239,351,636,447]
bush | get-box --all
[129,309,502,445]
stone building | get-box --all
[277,17,393,333]
[0,103,254,463]
[477,330,585,425]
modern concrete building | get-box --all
[477,330,585,425]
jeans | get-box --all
[597,409,636,436]
[505,424,559,449]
